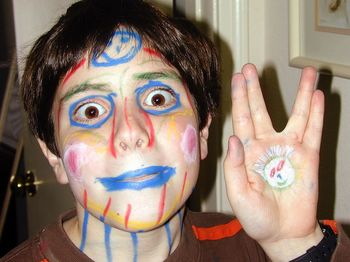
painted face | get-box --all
[53,30,204,232]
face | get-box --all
[49,30,209,232]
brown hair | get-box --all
[21,0,220,155]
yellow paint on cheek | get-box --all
[63,131,108,154]
[85,183,189,231]
[166,109,194,141]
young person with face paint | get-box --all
[2,0,350,261]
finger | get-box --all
[242,64,274,137]
[303,90,324,152]
[231,73,255,141]
[224,136,249,204]
[284,67,317,141]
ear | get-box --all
[37,139,69,184]
[199,115,212,160]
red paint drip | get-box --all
[143,47,162,58]
[62,57,86,86]
[83,190,88,209]
[141,111,155,148]
[156,185,167,224]
[124,97,132,131]
[180,172,188,201]
[109,109,117,158]
[125,204,132,229]
[103,197,112,217]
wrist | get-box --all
[290,223,337,262]
[259,224,324,262]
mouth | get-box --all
[96,166,176,191]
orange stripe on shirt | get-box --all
[322,220,338,234]
[192,219,242,241]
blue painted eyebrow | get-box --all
[134,80,181,115]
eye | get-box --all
[135,80,181,115]
[74,102,106,120]
[144,89,175,107]
[69,94,115,128]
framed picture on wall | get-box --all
[316,0,350,35]
[289,0,350,78]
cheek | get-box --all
[180,125,198,163]
[63,143,97,181]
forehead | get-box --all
[60,29,180,90]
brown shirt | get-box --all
[1,209,349,261]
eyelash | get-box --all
[69,94,115,129]
[136,81,181,115]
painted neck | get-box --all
[64,204,185,262]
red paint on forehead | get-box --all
[61,57,87,86]
[143,47,162,58]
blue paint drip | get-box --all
[69,93,116,129]
[135,80,181,115]
[165,221,172,255]
[177,210,184,234]
[96,166,176,191]
[92,30,142,67]
[104,224,112,262]
[131,232,138,262]
[79,209,89,251]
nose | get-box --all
[112,98,151,154]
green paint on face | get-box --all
[133,70,181,82]
[61,82,112,102]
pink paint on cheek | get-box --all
[181,125,198,163]
[67,150,78,174]
[63,143,92,181]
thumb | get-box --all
[224,136,249,202]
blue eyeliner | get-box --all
[96,166,176,191]
[135,80,181,115]
[92,30,142,67]
[69,93,116,129]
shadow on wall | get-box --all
[188,18,234,211]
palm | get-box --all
[224,64,324,244]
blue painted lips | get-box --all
[96,166,176,191]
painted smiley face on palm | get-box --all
[54,30,207,232]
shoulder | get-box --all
[0,234,42,262]
[185,210,269,261]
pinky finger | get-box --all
[303,90,325,152]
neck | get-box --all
[64,204,185,262]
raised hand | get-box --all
[224,64,325,260]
